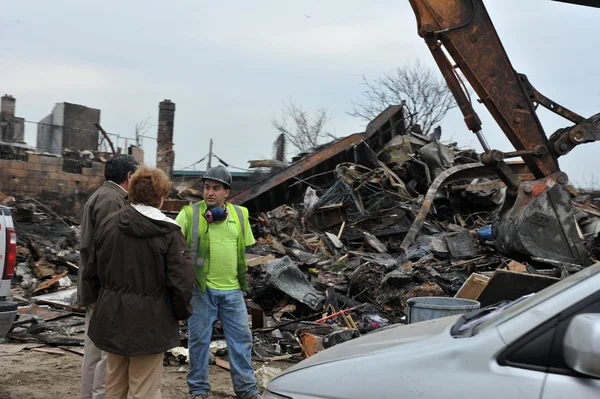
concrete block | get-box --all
[81,168,95,176]
[48,157,64,166]
[8,162,23,171]
[84,175,98,184]
[22,162,36,171]
[0,160,14,170]
[28,155,41,164]
[39,157,52,165]
[13,169,27,178]
[42,164,58,173]
[65,173,83,182]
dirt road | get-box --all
[0,348,284,399]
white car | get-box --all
[262,262,600,399]
[0,205,17,338]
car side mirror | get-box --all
[563,314,600,378]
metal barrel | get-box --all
[405,297,480,324]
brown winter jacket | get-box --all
[82,205,195,357]
[78,181,128,306]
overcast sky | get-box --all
[1,0,599,187]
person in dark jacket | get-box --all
[81,167,195,399]
[79,154,138,399]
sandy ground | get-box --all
[0,347,291,399]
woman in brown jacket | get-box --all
[81,167,195,399]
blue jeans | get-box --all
[187,287,259,399]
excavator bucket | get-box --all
[401,164,591,266]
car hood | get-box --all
[279,314,461,377]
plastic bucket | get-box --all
[405,297,480,324]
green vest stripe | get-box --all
[184,201,249,293]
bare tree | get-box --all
[348,59,457,136]
[272,100,333,154]
[134,116,154,147]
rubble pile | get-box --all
[10,199,80,297]
[3,129,600,365]
[3,198,84,347]
[239,134,600,361]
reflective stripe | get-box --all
[191,203,245,267]
[232,204,245,238]
[191,203,203,267]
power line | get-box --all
[212,153,252,172]
[178,154,210,171]
[24,119,154,141]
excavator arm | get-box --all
[409,0,560,179]
[407,0,600,265]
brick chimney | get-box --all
[1,95,16,116]
[156,99,175,179]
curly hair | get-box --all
[128,167,172,207]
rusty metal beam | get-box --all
[230,133,364,205]
[229,105,405,213]
[409,0,560,181]
[95,123,116,155]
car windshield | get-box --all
[451,263,600,337]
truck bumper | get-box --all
[0,301,18,338]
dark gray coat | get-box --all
[78,181,128,306]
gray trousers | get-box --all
[81,303,107,399]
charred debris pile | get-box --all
[3,106,600,363]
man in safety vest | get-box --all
[176,165,259,399]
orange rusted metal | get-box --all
[409,0,560,180]
[299,332,325,358]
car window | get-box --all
[499,290,600,377]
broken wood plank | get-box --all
[348,251,397,268]
[66,261,79,271]
[507,260,528,273]
[31,347,67,356]
[573,201,600,218]
[449,255,487,268]
[455,273,490,300]
[253,354,294,362]
[337,221,346,240]
[363,231,388,254]
[59,346,85,356]
[247,254,276,268]
[325,232,344,249]
[266,235,287,255]
[0,343,45,355]
[33,270,69,294]
[215,357,231,371]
